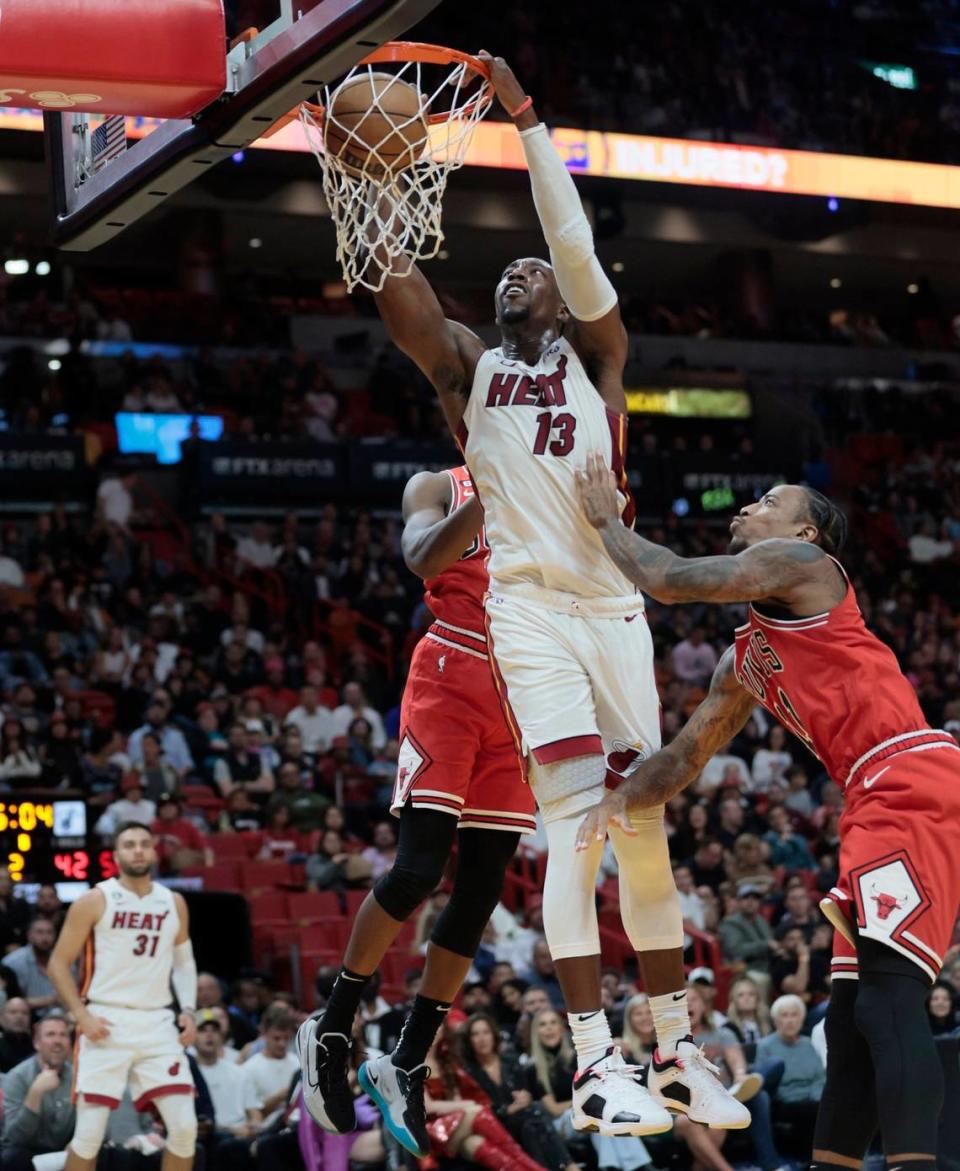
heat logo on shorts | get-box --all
[606,739,648,779]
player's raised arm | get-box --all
[576,452,834,605]
[401,471,482,580]
[370,223,485,434]
[576,649,755,847]
[47,889,112,1040]
[480,52,627,411]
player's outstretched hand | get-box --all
[76,1008,112,1043]
[575,790,637,852]
[178,1011,197,1048]
[476,51,527,116]
[576,452,620,529]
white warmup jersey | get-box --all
[460,336,636,601]
[85,878,181,1010]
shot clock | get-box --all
[0,800,118,885]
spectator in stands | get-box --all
[1,917,58,1014]
[305,829,370,892]
[285,685,334,755]
[360,820,398,881]
[783,765,815,819]
[715,795,748,851]
[94,773,157,835]
[620,993,657,1063]
[697,742,751,795]
[197,972,224,1010]
[927,980,959,1035]
[128,696,195,779]
[756,995,825,1149]
[528,939,564,1009]
[248,657,299,724]
[763,807,817,871]
[330,682,387,751]
[194,1008,254,1157]
[213,721,275,799]
[95,472,135,532]
[726,833,777,895]
[1,1013,75,1171]
[0,998,33,1072]
[687,837,727,891]
[775,884,821,942]
[0,718,42,786]
[770,925,829,1002]
[237,522,278,571]
[34,887,65,934]
[130,731,181,801]
[152,792,213,873]
[0,864,31,952]
[719,884,776,978]
[673,863,707,955]
[671,627,719,687]
[751,726,793,792]
[460,1010,579,1171]
[264,761,329,833]
[723,975,772,1055]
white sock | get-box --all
[567,1009,613,1071]
[649,989,691,1057]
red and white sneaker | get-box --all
[647,1037,751,1129]
[571,1046,674,1137]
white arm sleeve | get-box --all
[171,940,197,1013]
[518,123,618,323]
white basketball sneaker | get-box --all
[296,1018,356,1134]
[571,1046,674,1137]
[647,1037,751,1128]
[358,1052,431,1157]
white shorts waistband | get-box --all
[487,583,646,618]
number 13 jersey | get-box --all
[461,337,637,600]
[85,878,181,1009]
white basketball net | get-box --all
[301,52,492,292]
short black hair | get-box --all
[800,487,848,556]
[115,821,155,841]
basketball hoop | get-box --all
[299,43,493,293]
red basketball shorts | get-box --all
[391,627,536,834]
[821,742,960,982]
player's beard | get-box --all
[499,302,531,325]
[727,535,748,554]
[119,860,153,878]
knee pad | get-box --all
[70,1100,111,1160]
[609,811,683,952]
[155,1092,198,1158]
[373,815,454,921]
[529,754,606,824]
[540,811,603,959]
[431,830,520,958]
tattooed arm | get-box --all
[575,452,829,605]
[576,648,755,847]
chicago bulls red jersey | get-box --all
[733,557,954,789]
[423,467,489,639]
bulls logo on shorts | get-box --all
[852,851,932,951]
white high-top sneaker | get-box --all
[571,1046,674,1137]
[358,1052,431,1157]
[647,1036,751,1128]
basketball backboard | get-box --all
[43,0,443,251]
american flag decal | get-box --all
[91,116,127,171]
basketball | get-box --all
[324,71,428,178]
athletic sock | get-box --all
[393,994,451,1071]
[568,1008,613,1071]
[649,989,691,1057]
[319,966,370,1036]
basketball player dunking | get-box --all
[311,52,748,1137]
[574,460,960,1171]
[300,466,536,1157]
[48,823,198,1171]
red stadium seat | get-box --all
[380,950,423,987]
[343,890,368,915]
[298,920,350,951]
[248,892,288,923]
[180,861,240,892]
[240,861,292,893]
[212,835,254,862]
[288,891,341,923]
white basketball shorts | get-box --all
[74,1004,194,1110]
[484,587,661,778]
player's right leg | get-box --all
[300,635,479,1135]
[67,1024,130,1171]
[64,1101,112,1171]
[486,593,672,1137]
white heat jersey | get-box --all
[84,878,181,1010]
[461,336,637,600]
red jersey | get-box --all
[733,559,954,789]
[423,467,490,642]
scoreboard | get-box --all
[0,800,118,886]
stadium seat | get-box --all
[343,890,369,915]
[240,861,293,893]
[248,891,288,922]
[212,835,255,862]
[180,861,240,892]
[288,891,341,923]
[298,920,350,951]
[380,949,423,987]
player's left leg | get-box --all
[586,613,748,1129]
[153,1092,198,1171]
[853,935,943,1171]
[359,825,520,1157]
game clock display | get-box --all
[0,801,117,885]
